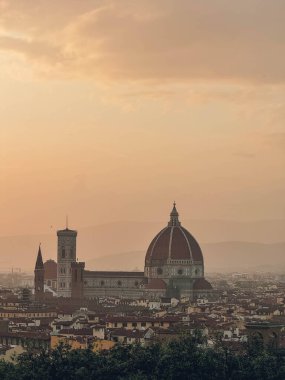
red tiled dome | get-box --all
[44,259,57,280]
[193,278,212,290]
[145,204,203,266]
[145,278,167,290]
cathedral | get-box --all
[35,204,212,300]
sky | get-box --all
[0,0,284,236]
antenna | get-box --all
[66,215,69,230]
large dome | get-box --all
[145,204,204,266]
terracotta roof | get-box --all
[145,279,167,290]
[59,328,93,336]
[145,204,203,265]
[44,260,57,279]
[145,226,203,265]
[109,328,146,338]
[0,331,50,340]
[84,271,144,278]
[106,316,180,323]
[193,278,213,290]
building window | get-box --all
[117,281,122,286]
[70,248,73,258]
[62,248,65,258]
[135,281,139,287]
[157,268,163,275]
[100,281,105,286]
[132,322,137,327]
[122,322,127,327]
[178,269,183,275]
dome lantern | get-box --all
[168,202,181,227]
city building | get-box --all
[57,228,77,297]
[35,204,213,300]
[44,260,57,291]
[34,245,44,302]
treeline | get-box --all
[0,336,284,380]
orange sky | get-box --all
[0,0,284,236]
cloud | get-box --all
[0,35,61,63]
[0,1,284,84]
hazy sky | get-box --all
[0,0,284,236]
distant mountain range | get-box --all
[87,241,285,273]
[0,219,284,273]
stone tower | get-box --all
[71,261,85,299]
[57,226,77,297]
[34,245,44,301]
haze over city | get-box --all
[0,2,285,378]
[0,1,284,271]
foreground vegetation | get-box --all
[0,336,284,380]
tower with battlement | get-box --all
[54,204,212,300]
[57,227,77,297]
[71,261,85,299]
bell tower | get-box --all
[57,222,77,298]
[71,261,85,299]
[34,244,44,301]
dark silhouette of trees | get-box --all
[0,336,284,379]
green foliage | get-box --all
[0,337,284,379]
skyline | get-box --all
[1,209,285,273]
[0,0,284,237]
[0,3,284,375]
